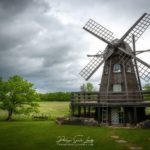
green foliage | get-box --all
[80,82,95,92]
[39,92,71,101]
[0,75,39,120]
[143,84,150,101]
[144,84,150,91]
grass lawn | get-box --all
[0,102,150,150]
[0,121,150,150]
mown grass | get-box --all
[0,102,150,150]
[0,121,150,150]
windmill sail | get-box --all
[79,50,104,80]
[120,13,150,44]
[135,61,150,82]
[79,48,113,80]
[83,19,115,45]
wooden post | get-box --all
[107,60,111,93]
[84,106,86,117]
[133,107,137,124]
[122,62,128,99]
[71,104,75,116]
[98,107,100,124]
[132,34,143,93]
[128,109,132,124]
[88,106,91,117]
[78,106,81,117]
[122,107,126,126]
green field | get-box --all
[0,102,150,150]
[0,102,70,121]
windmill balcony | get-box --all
[70,91,150,106]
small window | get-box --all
[113,84,122,92]
[113,64,121,73]
[126,64,132,73]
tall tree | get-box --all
[86,82,94,92]
[0,75,39,121]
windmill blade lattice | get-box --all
[79,50,104,80]
[118,50,132,64]
[118,47,150,82]
[120,13,150,44]
[79,48,114,80]
[83,19,115,45]
[135,61,150,82]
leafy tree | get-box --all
[0,75,39,121]
[0,77,5,100]
[80,82,95,92]
[86,82,94,92]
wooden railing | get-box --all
[71,91,150,103]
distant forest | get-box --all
[38,92,71,101]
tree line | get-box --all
[38,92,71,101]
[38,82,95,101]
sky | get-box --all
[0,0,150,92]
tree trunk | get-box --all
[6,109,13,121]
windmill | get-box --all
[75,13,150,125]
[80,13,150,82]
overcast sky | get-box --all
[0,0,150,92]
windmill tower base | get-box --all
[95,106,146,126]
[70,92,150,126]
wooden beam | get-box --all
[97,107,101,124]
[132,34,143,92]
[84,106,86,117]
[78,106,81,117]
[88,106,91,117]
[133,107,137,124]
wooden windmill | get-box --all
[80,13,150,83]
[71,13,150,126]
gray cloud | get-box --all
[0,0,150,92]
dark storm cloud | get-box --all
[0,0,30,18]
[0,0,90,92]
